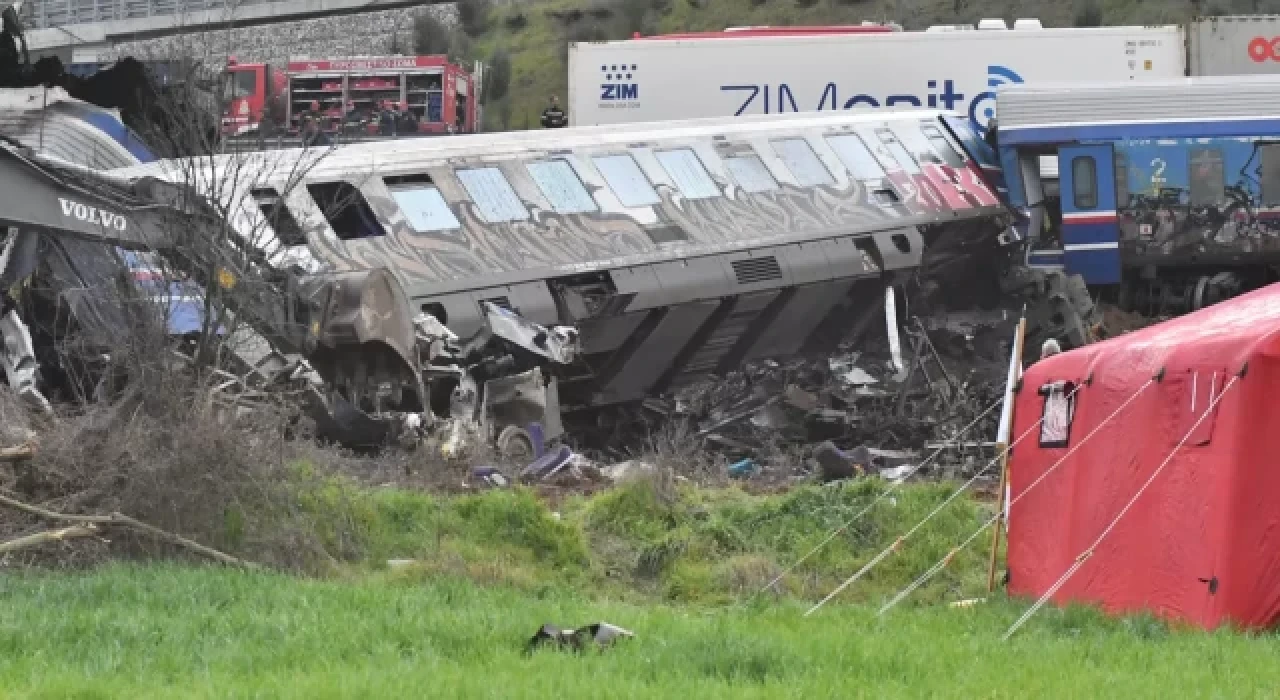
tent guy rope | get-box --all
[749,395,1004,601]
[877,377,1157,616]
[1002,374,1241,641]
[803,382,1085,617]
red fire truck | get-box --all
[222,55,478,139]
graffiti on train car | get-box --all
[1116,137,1280,259]
[288,138,985,295]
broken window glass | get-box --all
[826,134,887,181]
[654,148,721,199]
[771,138,834,186]
[1038,380,1077,448]
[307,181,388,241]
[876,129,922,174]
[251,187,307,246]
[526,160,598,214]
[921,125,966,168]
[593,154,661,207]
[892,126,947,167]
[724,155,779,193]
[455,167,530,223]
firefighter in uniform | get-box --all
[540,95,567,129]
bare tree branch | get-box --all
[0,490,257,568]
[0,525,99,555]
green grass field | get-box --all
[2,478,1279,696]
[1,564,1276,698]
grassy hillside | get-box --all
[292,474,992,604]
[458,0,1240,131]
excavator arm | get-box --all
[0,138,422,413]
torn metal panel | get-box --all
[475,301,580,365]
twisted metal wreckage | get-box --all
[0,138,581,453]
[0,43,1101,458]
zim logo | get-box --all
[59,197,128,232]
[600,63,639,101]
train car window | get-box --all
[655,148,721,199]
[892,127,946,167]
[725,155,778,193]
[826,134,886,181]
[455,167,530,223]
[1188,148,1225,207]
[307,182,388,241]
[526,160,598,214]
[1114,152,1130,208]
[1072,157,1097,209]
[771,138,834,186]
[875,130,922,174]
[251,188,307,246]
[920,125,966,168]
[592,154,661,207]
[387,183,462,233]
[1261,144,1280,204]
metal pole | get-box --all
[987,316,1026,592]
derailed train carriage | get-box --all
[110,109,1013,426]
[997,76,1280,314]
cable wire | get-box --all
[749,395,1003,601]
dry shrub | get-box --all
[633,417,728,485]
[0,387,36,447]
[0,375,356,571]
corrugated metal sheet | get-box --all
[997,75,1280,128]
[1190,15,1280,77]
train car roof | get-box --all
[997,75,1280,144]
[112,108,952,181]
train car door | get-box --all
[1059,144,1121,285]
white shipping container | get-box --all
[1189,15,1280,76]
[568,25,1184,133]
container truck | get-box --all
[569,15,1280,132]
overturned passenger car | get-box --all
[108,109,1015,416]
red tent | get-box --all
[1006,283,1280,629]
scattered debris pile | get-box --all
[656,314,1011,481]
[570,269,1108,485]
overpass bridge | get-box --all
[22,0,440,63]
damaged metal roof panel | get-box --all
[108,109,1008,408]
[0,87,154,169]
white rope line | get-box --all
[1001,555,1090,639]
[803,382,1084,617]
[878,378,1156,616]
[749,396,1004,601]
[1002,375,1240,641]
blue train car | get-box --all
[996,76,1280,313]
